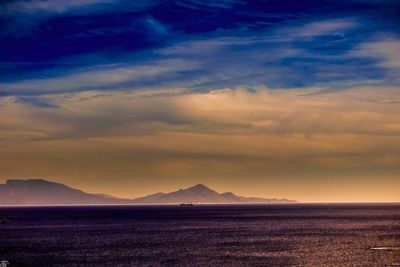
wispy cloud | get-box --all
[352,38,400,69]
[3,0,116,14]
[0,0,159,37]
[288,19,357,39]
[1,17,377,95]
[1,0,157,14]
[2,0,398,95]
[174,0,244,9]
[0,59,199,94]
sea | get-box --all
[0,204,399,266]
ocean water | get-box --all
[0,204,399,266]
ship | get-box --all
[180,203,194,206]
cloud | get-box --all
[144,16,170,37]
[0,0,159,37]
[3,0,116,14]
[277,18,357,40]
[1,18,358,94]
[1,85,400,141]
[174,0,244,9]
[1,85,400,201]
[3,14,396,95]
[0,59,199,94]
[352,38,400,69]
[0,32,303,94]
[1,0,156,14]
[3,15,383,96]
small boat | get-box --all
[180,203,194,206]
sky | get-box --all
[0,0,400,202]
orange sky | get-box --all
[1,86,399,202]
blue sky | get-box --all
[1,0,399,96]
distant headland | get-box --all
[0,179,296,205]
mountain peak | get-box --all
[6,178,49,184]
[133,182,296,204]
[186,183,217,193]
[190,184,210,190]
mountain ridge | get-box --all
[0,179,296,205]
[0,178,132,205]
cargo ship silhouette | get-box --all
[180,203,194,206]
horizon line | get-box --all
[1,202,400,208]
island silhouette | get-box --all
[0,179,296,205]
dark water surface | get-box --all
[1,204,399,266]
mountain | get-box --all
[132,184,296,204]
[0,179,296,205]
[0,179,132,205]
[133,184,223,203]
